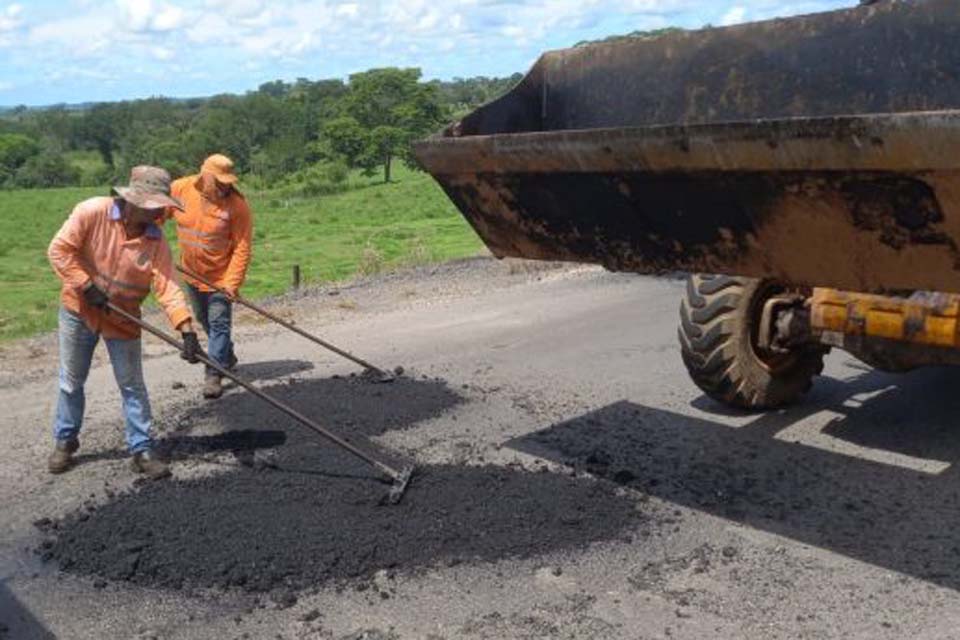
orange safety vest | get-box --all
[169,175,253,292]
[48,197,192,340]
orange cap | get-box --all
[200,153,239,185]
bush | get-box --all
[357,244,385,275]
[324,160,349,185]
[0,134,40,175]
[78,164,114,187]
[242,173,270,192]
[277,161,351,197]
[13,153,80,188]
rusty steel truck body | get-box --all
[415,0,960,409]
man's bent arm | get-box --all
[223,199,252,294]
[48,203,95,291]
[152,239,194,330]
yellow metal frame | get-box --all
[811,289,960,348]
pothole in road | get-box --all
[157,372,465,441]
[35,373,644,597]
[37,463,641,596]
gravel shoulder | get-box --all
[2,257,960,640]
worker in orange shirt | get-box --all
[169,154,253,399]
[47,166,202,479]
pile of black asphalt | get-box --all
[37,374,642,596]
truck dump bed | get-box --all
[414,0,960,294]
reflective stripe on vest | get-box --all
[94,272,150,293]
[177,225,229,250]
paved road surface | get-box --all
[2,258,959,639]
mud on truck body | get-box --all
[415,0,960,409]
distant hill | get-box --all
[0,96,208,115]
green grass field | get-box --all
[0,165,483,342]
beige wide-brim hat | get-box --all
[112,165,184,210]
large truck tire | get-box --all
[678,274,826,410]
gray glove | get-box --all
[82,282,109,308]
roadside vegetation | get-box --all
[0,69,521,189]
[0,165,483,342]
[0,67,518,342]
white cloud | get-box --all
[501,25,525,39]
[416,10,441,31]
[0,3,23,32]
[153,4,185,31]
[151,45,174,60]
[236,8,275,28]
[46,65,113,82]
[0,80,13,91]
[336,3,359,19]
[3,0,855,103]
[116,0,152,31]
[15,0,798,72]
[720,6,747,25]
[29,15,110,56]
[116,0,186,32]
[186,13,230,44]
[203,0,266,19]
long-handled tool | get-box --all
[176,265,394,383]
[106,302,414,504]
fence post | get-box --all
[292,264,301,290]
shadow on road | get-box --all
[509,366,960,591]
[0,582,54,640]
[75,373,464,468]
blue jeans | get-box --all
[184,284,235,376]
[53,307,154,453]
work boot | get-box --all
[130,450,171,480]
[48,438,79,474]
[203,373,223,399]
[226,352,238,371]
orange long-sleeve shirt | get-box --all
[48,197,192,340]
[169,176,253,292]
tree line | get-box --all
[0,69,522,190]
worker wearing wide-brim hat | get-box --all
[47,165,203,479]
[168,154,253,400]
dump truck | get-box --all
[415,0,960,410]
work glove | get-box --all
[82,282,109,309]
[180,331,202,364]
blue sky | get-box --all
[0,0,855,106]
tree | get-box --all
[322,116,369,168]
[0,67,524,189]
[257,80,289,98]
[0,133,40,170]
[0,133,40,186]
[438,73,523,118]
[342,67,446,182]
[31,107,78,150]
[368,126,407,183]
[290,78,348,140]
[76,103,126,168]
